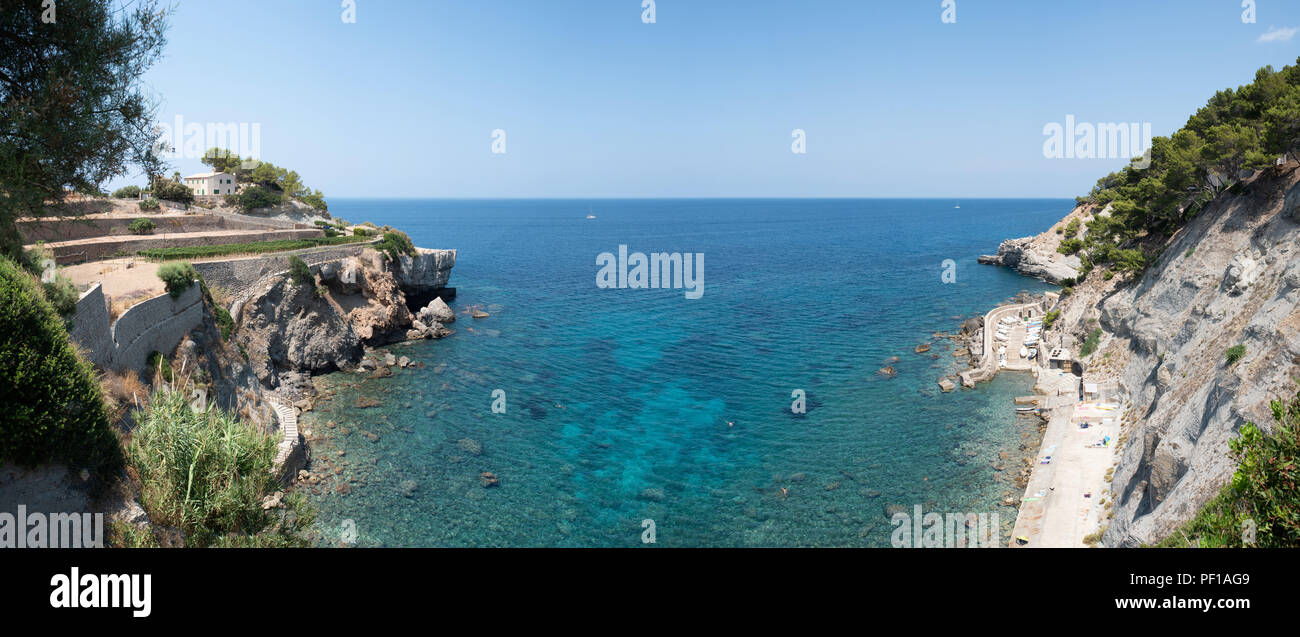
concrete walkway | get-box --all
[269,400,299,471]
[961,302,1039,386]
[1009,370,1118,547]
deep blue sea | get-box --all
[298,199,1065,547]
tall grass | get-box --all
[126,389,313,547]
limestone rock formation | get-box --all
[418,296,456,324]
[394,248,456,294]
[978,237,1080,284]
[1038,168,1300,547]
[234,245,455,389]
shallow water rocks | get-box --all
[418,297,456,324]
[472,310,490,319]
[639,487,666,502]
[457,438,483,456]
[914,343,931,354]
[877,366,896,377]
[406,319,452,340]
[399,479,418,498]
[938,378,956,392]
[479,472,500,487]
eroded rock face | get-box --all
[978,237,1079,284]
[238,277,363,387]
[1067,167,1300,547]
[394,248,456,294]
[1224,253,1264,295]
[234,246,455,388]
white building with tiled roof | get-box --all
[182,171,237,197]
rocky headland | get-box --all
[979,162,1300,546]
[233,247,457,394]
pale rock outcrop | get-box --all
[1224,253,1264,295]
[394,248,456,294]
[419,296,456,324]
[978,237,1079,284]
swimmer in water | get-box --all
[726,420,735,428]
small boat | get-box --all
[1019,346,1029,358]
[1016,406,1038,412]
[586,205,596,219]
[1027,349,1038,359]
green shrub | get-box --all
[313,220,330,227]
[298,190,328,211]
[1080,328,1103,357]
[1057,238,1085,255]
[0,257,123,480]
[288,255,314,287]
[112,185,142,199]
[153,178,193,204]
[374,230,416,261]
[214,305,234,340]
[236,185,282,211]
[1063,218,1081,238]
[157,261,199,298]
[1155,392,1300,547]
[1226,344,1246,366]
[42,274,79,322]
[128,218,156,235]
[127,390,315,547]
[137,197,160,212]
[145,351,173,383]
[351,227,372,237]
[1043,309,1061,330]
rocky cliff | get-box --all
[233,247,456,392]
[988,165,1300,546]
[978,205,1093,284]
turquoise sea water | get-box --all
[299,199,1063,547]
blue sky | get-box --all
[118,0,1300,198]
